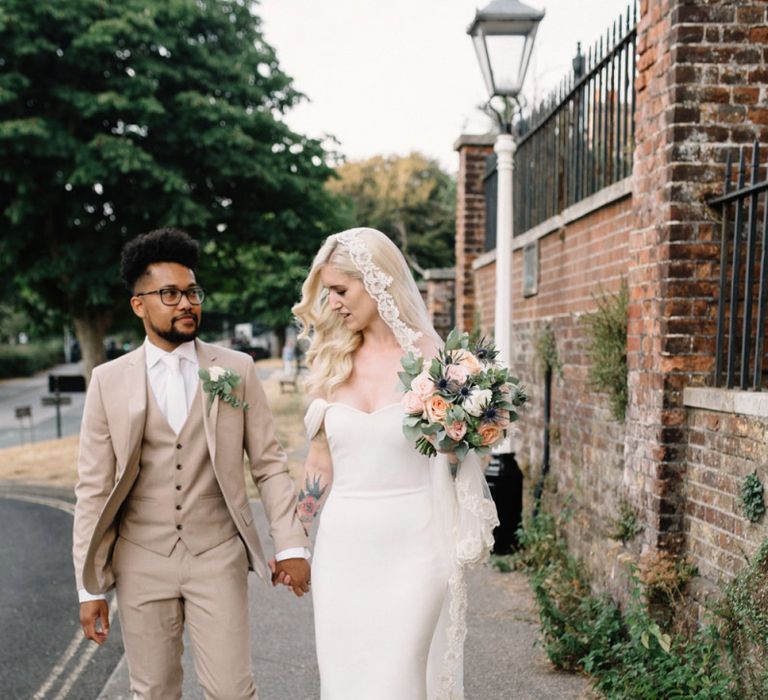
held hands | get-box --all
[80,600,110,645]
[269,557,311,597]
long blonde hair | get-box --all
[292,227,441,398]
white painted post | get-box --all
[493,132,516,455]
[494,133,516,368]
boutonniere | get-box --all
[199,366,249,415]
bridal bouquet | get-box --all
[398,329,527,461]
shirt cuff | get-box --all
[275,547,311,561]
[78,588,107,603]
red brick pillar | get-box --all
[627,0,768,552]
[454,134,495,332]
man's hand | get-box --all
[80,600,110,645]
[269,558,311,597]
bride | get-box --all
[290,227,498,700]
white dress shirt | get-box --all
[78,338,307,603]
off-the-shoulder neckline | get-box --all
[308,398,400,417]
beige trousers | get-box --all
[113,535,258,700]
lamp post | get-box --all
[468,3,543,549]
[468,0,543,454]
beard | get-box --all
[150,314,200,344]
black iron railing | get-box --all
[484,154,498,252]
[512,2,638,235]
[711,143,768,391]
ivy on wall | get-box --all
[741,471,766,524]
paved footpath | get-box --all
[97,503,597,700]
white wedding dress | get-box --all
[305,398,499,700]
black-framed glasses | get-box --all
[135,286,206,306]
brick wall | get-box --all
[626,0,768,565]
[423,268,455,340]
[685,408,768,591]
[456,0,768,610]
[506,196,633,597]
[454,135,495,332]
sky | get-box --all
[258,0,634,173]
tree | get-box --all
[0,0,344,378]
[326,153,456,275]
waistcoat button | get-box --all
[176,524,182,530]
[176,505,182,510]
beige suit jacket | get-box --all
[72,339,308,594]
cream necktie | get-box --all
[163,354,188,434]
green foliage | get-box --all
[515,510,735,698]
[582,281,629,421]
[0,0,345,350]
[0,340,62,378]
[535,325,563,377]
[608,497,644,544]
[718,540,768,698]
[740,471,766,524]
[326,153,456,273]
[490,554,514,573]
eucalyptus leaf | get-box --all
[438,435,455,451]
[445,327,461,351]
[403,424,423,441]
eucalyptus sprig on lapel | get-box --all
[199,366,249,415]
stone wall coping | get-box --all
[453,133,497,151]
[423,267,456,280]
[470,176,633,270]
[684,387,768,418]
[472,248,497,271]
[511,176,633,251]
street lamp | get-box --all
[468,0,543,460]
[467,0,543,369]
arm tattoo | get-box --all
[297,474,328,525]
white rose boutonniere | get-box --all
[199,366,249,415]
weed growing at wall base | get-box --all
[513,511,735,698]
[582,282,629,422]
[718,539,768,699]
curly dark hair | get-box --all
[120,228,200,291]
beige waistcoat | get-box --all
[119,383,238,556]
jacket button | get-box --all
[176,505,182,511]
[176,524,182,530]
[176,443,182,449]
[176,464,182,470]
[176,485,182,490]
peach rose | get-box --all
[456,350,483,376]
[410,371,435,401]
[402,391,425,416]
[445,420,467,441]
[445,363,470,384]
[479,423,504,447]
[425,395,450,423]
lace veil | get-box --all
[336,228,500,699]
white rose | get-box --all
[208,365,226,381]
[463,388,493,417]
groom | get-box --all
[73,228,310,699]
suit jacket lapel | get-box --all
[124,346,147,471]
[197,339,219,466]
